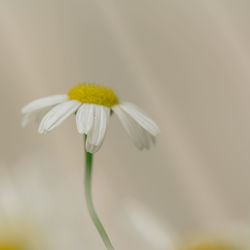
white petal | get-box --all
[38,100,81,134]
[113,105,151,150]
[85,105,110,153]
[76,104,95,134]
[22,94,68,113]
[120,102,160,136]
[21,107,51,128]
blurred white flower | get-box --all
[122,199,250,250]
[21,83,159,153]
[0,161,47,250]
[0,155,96,250]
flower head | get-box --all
[22,83,160,153]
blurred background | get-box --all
[1,0,250,249]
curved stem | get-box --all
[84,137,114,250]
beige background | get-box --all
[0,0,250,249]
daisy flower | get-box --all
[21,83,159,250]
[22,83,160,153]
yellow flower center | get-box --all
[0,244,24,250]
[186,243,235,250]
[68,83,119,108]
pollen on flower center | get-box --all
[68,83,119,108]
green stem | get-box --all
[84,136,114,250]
